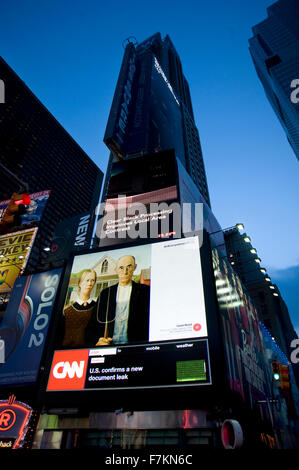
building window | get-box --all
[101,259,108,274]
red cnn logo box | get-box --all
[47,350,89,391]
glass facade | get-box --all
[103,33,211,207]
[249,0,299,161]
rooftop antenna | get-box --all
[122,36,138,48]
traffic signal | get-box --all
[271,360,280,382]
[0,193,31,234]
[279,365,290,390]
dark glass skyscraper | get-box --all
[0,57,103,270]
[103,33,211,206]
[249,0,299,161]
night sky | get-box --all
[1,0,298,333]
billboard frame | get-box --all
[38,232,230,413]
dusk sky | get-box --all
[1,0,298,332]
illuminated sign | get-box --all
[74,214,92,246]
[58,236,207,348]
[0,269,62,386]
[212,248,271,402]
[154,57,180,106]
[47,236,211,392]
[0,227,37,293]
[47,339,211,392]
[47,349,89,390]
[0,395,32,449]
[49,212,94,263]
[0,190,50,227]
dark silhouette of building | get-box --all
[102,33,211,206]
[249,0,299,161]
[0,56,103,271]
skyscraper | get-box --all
[249,0,299,161]
[223,225,299,389]
[0,56,103,271]
[103,33,211,206]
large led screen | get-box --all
[212,248,271,404]
[0,227,38,294]
[0,269,62,386]
[47,237,210,392]
[0,190,50,227]
[97,150,180,246]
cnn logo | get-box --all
[47,350,89,391]
[53,361,85,379]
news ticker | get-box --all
[47,338,211,391]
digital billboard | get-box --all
[0,396,32,449]
[0,190,50,227]
[0,269,62,386]
[96,150,204,248]
[48,212,95,263]
[0,227,38,294]
[47,236,211,392]
[212,248,271,404]
[96,150,180,246]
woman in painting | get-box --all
[62,269,97,347]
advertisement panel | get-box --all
[0,396,32,449]
[96,150,180,247]
[47,237,210,392]
[0,190,50,227]
[0,227,37,293]
[0,268,62,386]
[48,212,94,262]
[212,248,271,403]
[47,340,211,392]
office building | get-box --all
[249,0,299,161]
[103,33,211,206]
[0,56,103,271]
[223,226,299,386]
